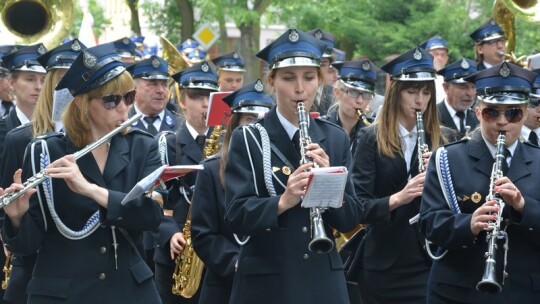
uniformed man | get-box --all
[420,34,450,103]
[470,18,507,70]
[212,51,245,92]
[126,55,182,136]
[0,46,18,118]
[111,37,139,63]
[307,28,338,115]
[437,58,479,138]
[521,70,540,146]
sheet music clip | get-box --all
[121,164,204,205]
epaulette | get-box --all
[14,122,30,130]
[129,127,155,138]
[315,116,341,130]
[201,152,222,164]
[31,131,64,143]
[443,137,468,148]
[523,141,540,149]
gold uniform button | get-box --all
[301,227,308,233]
[303,254,309,260]
[99,247,107,254]
[98,273,106,280]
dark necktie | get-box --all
[195,135,206,152]
[1,101,13,116]
[143,116,159,136]
[502,148,511,176]
[292,130,301,155]
[529,131,539,146]
[456,111,465,133]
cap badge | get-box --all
[37,45,46,55]
[233,52,239,59]
[461,58,469,69]
[362,62,371,71]
[152,58,160,68]
[315,30,323,39]
[165,115,173,126]
[289,30,299,43]
[201,62,209,72]
[254,79,264,92]
[71,40,81,51]
[500,64,510,77]
[490,19,496,26]
[413,49,422,60]
[83,51,97,68]
[122,37,130,45]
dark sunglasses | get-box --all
[530,98,540,108]
[101,90,136,110]
[481,107,524,123]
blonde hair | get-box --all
[376,80,445,157]
[31,69,65,136]
[62,71,134,148]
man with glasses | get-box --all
[437,58,479,139]
[420,61,540,303]
[521,71,540,146]
[0,46,17,118]
[470,18,507,71]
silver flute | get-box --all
[415,110,429,173]
[0,113,142,208]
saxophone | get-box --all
[1,255,11,290]
[476,131,507,294]
[172,125,223,298]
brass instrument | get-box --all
[160,35,190,113]
[0,114,142,207]
[297,102,334,254]
[172,125,222,298]
[493,0,540,66]
[0,0,74,49]
[416,110,429,173]
[356,108,371,126]
[477,132,507,294]
[1,255,11,290]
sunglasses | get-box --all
[481,107,524,123]
[530,98,540,108]
[340,88,374,101]
[100,90,136,110]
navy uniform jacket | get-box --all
[352,125,430,271]
[437,101,479,138]
[224,108,364,304]
[324,106,371,154]
[153,124,204,267]
[191,156,238,304]
[0,109,22,165]
[128,107,183,134]
[420,132,540,303]
[0,123,35,304]
[3,130,163,303]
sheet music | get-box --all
[301,166,348,209]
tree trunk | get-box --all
[175,0,195,43]
[126,0,141,35]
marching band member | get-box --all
[191,79,273,304]
[0,44,47,165]
[352,47,447,303]
[420,62,540,303]
[1,43,163,303]
[419,34,449,103]
[470,18,507,71]
[307,28,338,115]
[111,37,139,63]
[153,61,218,304]
[224,28,364,304]
[521,71,540,146]
[324,59,378,154]
[127,55,182,136]
[0,46,16,118]
[212,51,246,92]
[0,38,86,304]
[437,58,479,138]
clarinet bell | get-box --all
[476,259,502,294]
[308,208,334,254]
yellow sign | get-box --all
[193,24,219,50]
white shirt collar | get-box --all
[134,104,165,122]
[482,133,517,158]
[276,107,299,140]
[15,106,30,125]
[185,121,208,140]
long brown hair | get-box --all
[62,71,134,148]
[376,80,445,157]
[219,113,242,188]
[31,69,65,136]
